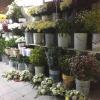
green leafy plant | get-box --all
[84,9,100,33]
[56,19,71,35]
[70,55,100,81]
[29,47,47,66]
[58,55,72,75]
[0,38,6,54]
[65,90,85,100]
[5,38,17,48]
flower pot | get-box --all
[92,33,100,51]
[49,70,60,82]
[45,33,57,47]
[74,33,87,50]
[35,66,44,75]
[18,63,25,71]
[58,34,70,48]
[76,79,90,97]
[62,74,74,89]
[25,48,32,57]
[25,32,33,45]
[18,42,25,49]
[33,33,44,45]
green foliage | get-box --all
[0,38,6,54]
[12,27,24,36]
[58,55,71,75]
[29,47,47,66]
[56,19,71,35]
[84,9,100,33]
[6,38,17,48]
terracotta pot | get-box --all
[62,74,74,89]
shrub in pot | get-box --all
[73,11,89,50]
[29,47,47,75]
[46,48,60,82]
[83,9,100,51]
[70,55,100,97]
[56,19,71,48]
[17,55,25,70]
[58,55,74,89]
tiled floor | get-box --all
[0,62,100,100]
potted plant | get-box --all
[6,2,23,22]
[29,47,47,75]
[83,9,100,51]
[70,55,100,97]
[46,48,60,82]
[65,90,86,100]
[73,11,88,50]
[58,55,74,89]
[56,19,71,48]
[33,20,57,46]
[17,55,25,71]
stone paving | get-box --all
[0,62,100,100]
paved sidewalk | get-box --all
[0,62,100,100]
[0,62,38,100]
